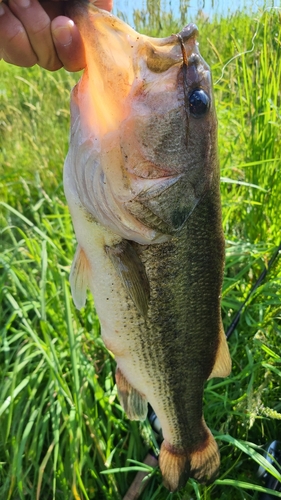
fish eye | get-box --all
[188,89,210,117]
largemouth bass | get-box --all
[64,1,231,492]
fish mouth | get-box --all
[65,1,202,82]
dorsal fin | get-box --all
[105,240,150,317]
[208,324,231,379]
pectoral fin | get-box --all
[208,325,231,379]
[105,240,150,317]
[69,245,90,310]
[115,367,148,420]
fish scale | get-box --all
[64,0,231,492]
[135,187,222,422]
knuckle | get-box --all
[30,20,51,38]
[47,61,63,72]
[40,54,62,71]
[3,24,25,45]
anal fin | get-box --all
[115,367,148,421]
[69,245,90,310]
[208,323,231,379]
[105,240,150,317]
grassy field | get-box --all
[1,5,281,500]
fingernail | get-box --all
[52,22,73,47]
[13,0,30,8]
[0,4,5,15]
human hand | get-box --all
[0,0,113,71]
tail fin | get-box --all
[190,427,220,483]
[159,441,190,492]
[159,427,220,492]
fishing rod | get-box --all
[123,242,281,500]
[226,241,281,339]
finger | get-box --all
[95,0,113,9]
[8,0,62,70]
[51,16,86,72]
[0,2,38,66]
[51,0,112,72]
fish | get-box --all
[63,1,231,492]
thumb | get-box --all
[95,0,113,9]
[51,16,86,72]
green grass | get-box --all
[1,6,281,500]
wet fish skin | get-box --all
[64,2,231,492]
